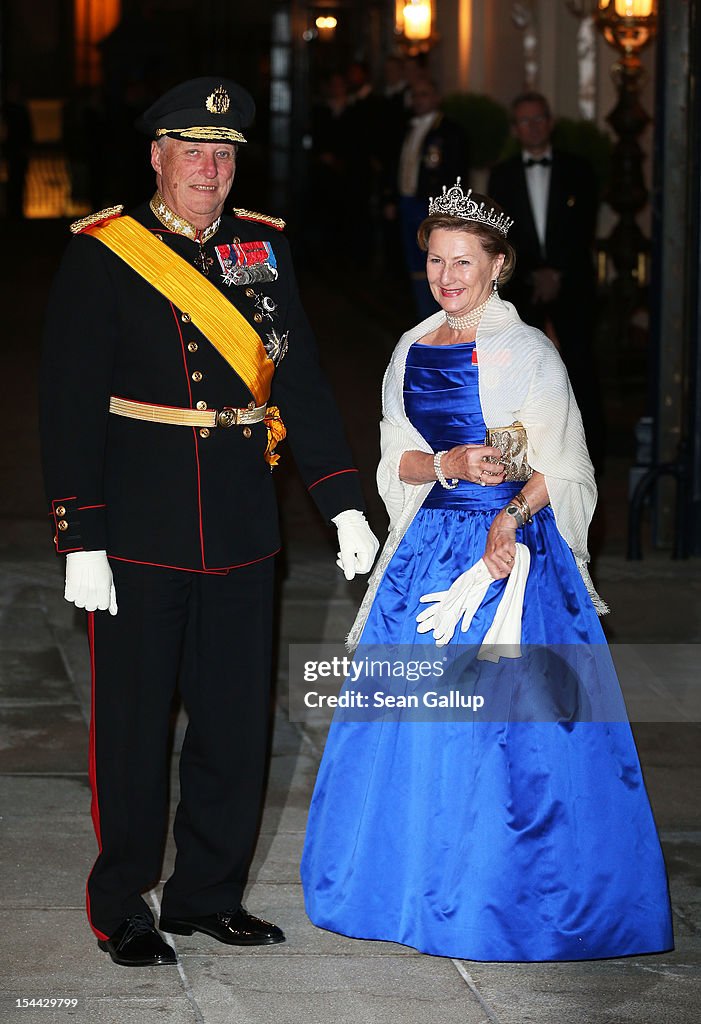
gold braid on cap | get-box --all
[156,126,247,143]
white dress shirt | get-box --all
[522,147,552,254]
[398,112,437,197]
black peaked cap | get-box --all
[135,76,255,144]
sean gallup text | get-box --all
[303,690,486,711]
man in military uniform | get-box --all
[383,78,467,319]
[40,77,378,967]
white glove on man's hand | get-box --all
[65,551,118,615]
[331,509,380,581]
[416,559,494,646]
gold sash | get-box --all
[86,216,274,405]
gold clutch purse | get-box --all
[484,421,533,482]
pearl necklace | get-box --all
[445,292,494,331]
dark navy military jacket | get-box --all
[40,203,365,572]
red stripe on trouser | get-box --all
[85,611,109,941]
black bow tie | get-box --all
[525,157,551,168]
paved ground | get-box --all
[0,222,699,1023]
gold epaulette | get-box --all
[232,207,286,231]
[70,205,124,235]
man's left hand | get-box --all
[332,510,380,580]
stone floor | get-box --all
[0,222,699,1023]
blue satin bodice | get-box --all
[404,341,520,510]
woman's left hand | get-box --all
[483,511,517,579]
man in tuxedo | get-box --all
[488,92,603,471]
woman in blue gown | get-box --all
[301,185,673,961]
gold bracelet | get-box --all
[511,491,532,523]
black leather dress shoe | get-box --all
[160,907,285,946]
[97,914,177,967]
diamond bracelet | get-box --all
[433,451,459,490]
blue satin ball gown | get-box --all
[301,340,673,961]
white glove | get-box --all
[331,509,380,581]
[416,559,494,646]
[65,550,118,615]
[478,543,531,662]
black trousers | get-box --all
[86,558,275,938]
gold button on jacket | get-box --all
[192,370,203,382]
[57,519,69,531]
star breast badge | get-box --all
[265,330,289,366]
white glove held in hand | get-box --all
[478,543,531,662]
[65,551,118,615]
[331,509,380,581]
[416,559,494,646]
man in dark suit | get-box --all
[384,78,467,319]
[343,61,386,268]
[488,92,603,470]
[39,77,378,967]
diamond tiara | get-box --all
[428,177,514,237]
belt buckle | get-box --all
[216,407,239,428]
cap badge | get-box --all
[206,85,230,114]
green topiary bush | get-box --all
[551,117,612,197]
[441,92,510,169]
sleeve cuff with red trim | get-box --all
[49,497,107,553]
[307,469,366,524]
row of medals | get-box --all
[193,236,288,366]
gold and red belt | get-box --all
[109,395,267,429]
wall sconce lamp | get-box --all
[593,0,658,337]
[395,0,435,53]
[315,15,338,41]
[403,0,432,41]
[596,0,657,69]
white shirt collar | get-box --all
[411,111,437,129]
[522,147,553,164]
